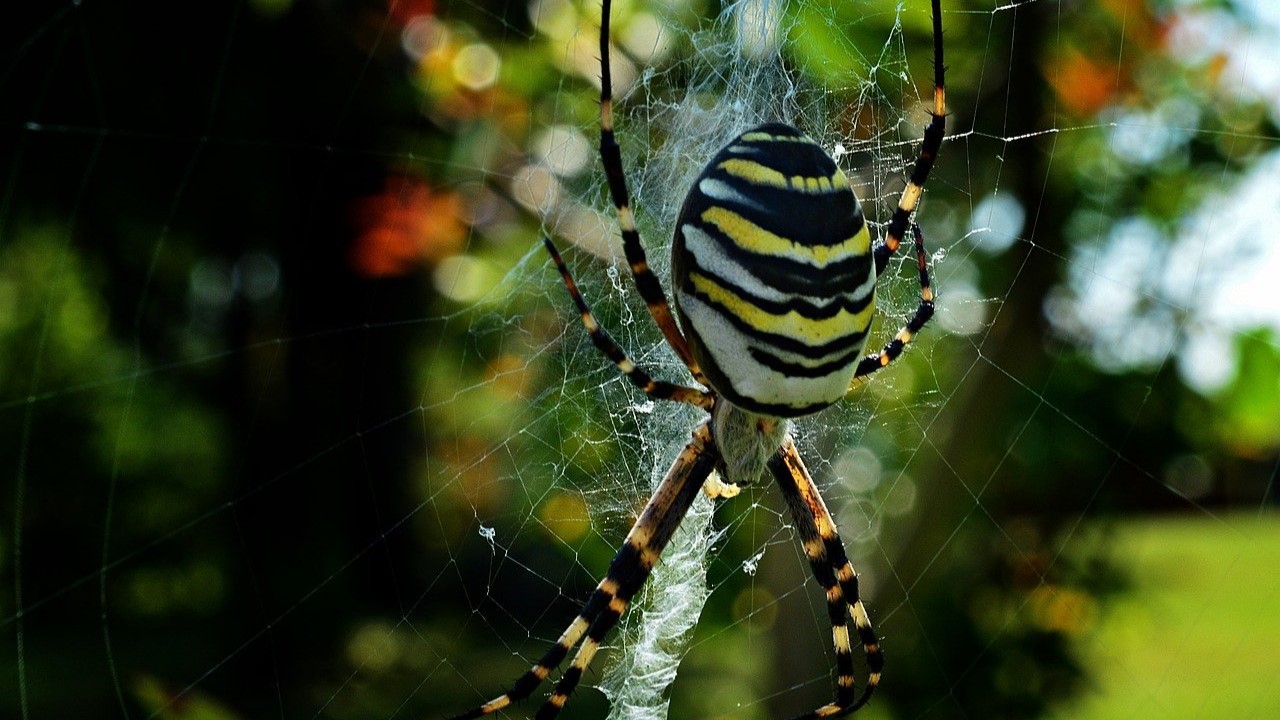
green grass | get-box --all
[1052,511,1280,720]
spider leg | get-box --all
[879,0,945,261]
[769,437,882,719]
[850,223,935,381]
[450,423,720,720]
[544,237,713,411]
[852,0,944,384]
[598,0,708,387]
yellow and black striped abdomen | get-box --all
[672,123,875,417]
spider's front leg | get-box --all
[853,0,945,386]
[769,437,882,719]
[449,423,720,720]
[852,222,936,382]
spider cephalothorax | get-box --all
[451,1,944,718]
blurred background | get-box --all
[2,1,1278,719]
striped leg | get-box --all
[853,0,945,383]
[851,223,935,379]
[450,424,719,720]
[598,0,707,387]
[770,437,882,719]
[879,0,945,260]
[544,237,712,410]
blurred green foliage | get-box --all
[2,1,1278,719]
[1048,513,1280,720]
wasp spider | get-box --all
[453,1,944,717]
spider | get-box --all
[452,1,944,717]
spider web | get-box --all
[3,1,1280,720]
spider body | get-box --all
[708,402,789,488]
[451,2,945,718]
[672,122,875,418]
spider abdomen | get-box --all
[672,123,875,417]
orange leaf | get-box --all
[350,175,467,278]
